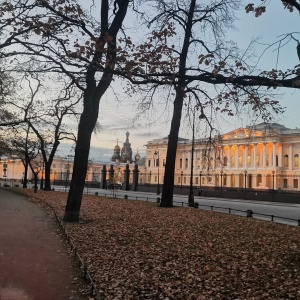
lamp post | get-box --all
[188,107,206,207]
[220,170,223,198]
[200,171,202,189]
[154,149,160,195]
[180,171,183,194]
[272,170,275,201]
[244,170,247,200]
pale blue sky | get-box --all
[58,1,300,162]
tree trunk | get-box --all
[22,162,28,188]
[160,0,196,207]
[44,162,51,190]
[63,103,98,222]
[62,0,129,222]
[33,173,38,193]
[160,91,185,207]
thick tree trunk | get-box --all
[160,91,184,207]
[160,0,196,207]
[44,163,51,190]
[62,0,129,222]
[63,109,97,222]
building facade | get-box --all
[144,123,300,191]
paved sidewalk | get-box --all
[0,188,87,300]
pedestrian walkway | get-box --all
[0,188,87,300]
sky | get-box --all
[57,1,300,162]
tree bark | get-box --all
[63,0,130,222]
[160,0,196,207]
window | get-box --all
[202,158,207,169]
[256,154,260,167]
[155,175,157,182]
[195,177,199,184]
[238,156,243,167]
[183,177,186,184]
[223,174,227,186]
[256,174,262,188]
[283,178,288,188]
[283,155,289,168]
[216,157,221,167]
[294,179,298,189]
[177,177,180,184]
[185,158,188,168]
[209,157,213,168]
[179,158,182,168]
[294,154,299,168]
[223,156,227,167]
[231,174,235,187]
[148,159,151,167]
[231,156,235,167]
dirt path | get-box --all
[0,188,87,300]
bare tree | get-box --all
[1,0,300,217]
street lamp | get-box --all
[188,107,206,207]
[220,170,223,198]
[154,149,160,195]
[180,171,183,194]
[272,170,275,201]
[199,171,202,189]
[244,170,247,200]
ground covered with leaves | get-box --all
[20,189,300,299]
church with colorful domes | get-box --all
[111,132,141,164]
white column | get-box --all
[289,143,293,170]
[253,143,257,169]
[278,143,282,167]
[235,145,239,169]
[272,142,276,168]
[244,144,248,169]
[263,143,266,168]
[228,146,231,169]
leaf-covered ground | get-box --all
[22,189,300,299]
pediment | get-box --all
[221,128,264,140]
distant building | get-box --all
[120,131,133,163]
[143,123,300,191]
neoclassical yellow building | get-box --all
[145,123,300,191]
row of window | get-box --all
[175,154,300,169]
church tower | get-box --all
[111,139,121,162]
[120,131,133,163]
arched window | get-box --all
[256,174,262,188]
[223,156,228,166]
[209,157,213,168]
[223,174,227,186]
[256,154,260,167]
[294,154,299,168]
[239,156,243,167]
[185,158,188,168]
[283,154,289,168]
[231,174,235,187]
[231,156,235,167]
[216,157,221,167]
[239,174,243,187]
